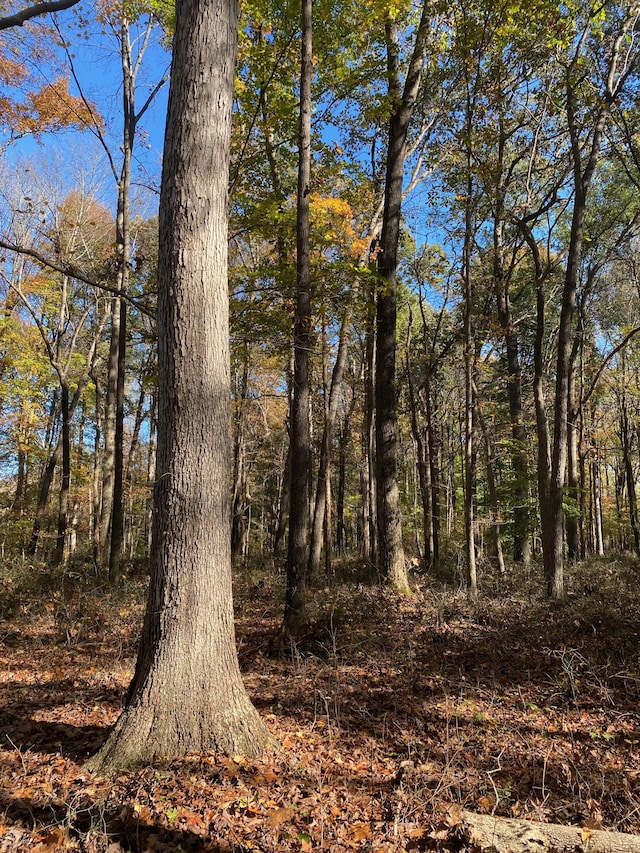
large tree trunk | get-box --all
[375,3,430,590]
[283,0,313,635]
[88,0,270,773]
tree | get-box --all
[375,0,431,590]
[53,3,170,582]
[282,0,313,636]
[89,0,271,772]
[0,1,81,31]
[545,2,640,598]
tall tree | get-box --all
[89,0,270,772]
[375,0,431,590]
[545,3,640,597]
[56,5,170,582]
[283,0,313,635]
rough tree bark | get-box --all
[88,0,271,774]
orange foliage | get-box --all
[0,22,103,141]
[0,52,28,86]
[16,77,99,135]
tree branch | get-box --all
[0,237,156,318]
[0,0,81,30]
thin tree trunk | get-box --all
[108,17,136,585]
[336,398,354,556]
[424,374,441,569]
[492,122,530,565]
[363,278,376,564]
[28,376,91,555]
[232,342,250,561]
[566,362,581,562]
[123,376,147,557]
[273,441,290,559]
[146,390,157,555]
[405,311,432,567]
[52,383,71,566]
[98,297,119,569]
[461,129,478,595]
[308,289,355,580]
[474,381,505,574]
[619,383,640,554]
[90,370,102,557]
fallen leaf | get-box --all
[348,821,372,841]
[267,806,295,827]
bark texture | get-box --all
[89,0,270,774]
[462,810,640,853]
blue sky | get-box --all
[5,5,171,218]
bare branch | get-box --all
[0,237,156,318]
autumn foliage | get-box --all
[0,31,99,146]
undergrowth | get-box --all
[1,554,640,851]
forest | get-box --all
[2,0,640,850]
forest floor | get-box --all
[1,555,640,852]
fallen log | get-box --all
[461,809,640,853]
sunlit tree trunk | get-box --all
[88,0,270,773]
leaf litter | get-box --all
[1,557,640,851]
